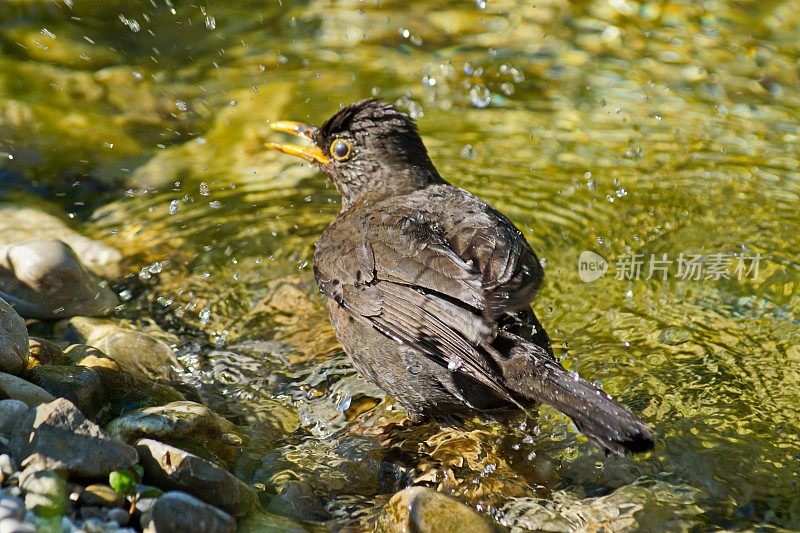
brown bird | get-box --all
[268,99,654,455]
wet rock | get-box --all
[0,240,118,319]
[9,398,138,478]
[376,487,502,533]
[237,511,310,533]
[78,484,125,508]
[0,373,55,407]
[58,318,179,381]
[136,439,255,517]
[143,491,235,533]
[27,338,67,368]
[0,400,29,436]
[25,365,105,420]
[0,298,28,375]
[265,480,330,522]
[0,205,121,275]
[106,401,240,464]
[19,467,68,517]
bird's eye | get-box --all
[330,139,352,161]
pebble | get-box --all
[143,491,235,533]
[136,439,255,517]
[19,467,68,516]
[0,373,55,408]
[78,484,124,508]
[107,507,130,526]
[0,495,25,522]
[0,240,118,319]
[0,298,28,376]
[0,400,29,437]
[375,486,501,533]
[10,398,138,478]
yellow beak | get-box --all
[267,120,330,165]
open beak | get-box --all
[267,120,330,165]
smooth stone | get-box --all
[265,480,330,521]
[9,398,138,478]
[78,484,124,508]
[0,400,29,436]
[25,365,105,420]
[0,454,17,479]
[107,507,130,526]
[143,491,235,533]
[0,519,36,533]
[136,439,255,517]
[27,338,67,368]
[0,373,55,407]
[0,240,118,319]
[375,487,502,533]
[0,205,121,275]
[58,318,179,382]
[19,467,67,517]
[0,298,28,375]
[106,401,234,443]
[0,495,25,522]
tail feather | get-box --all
[492,332,654,456]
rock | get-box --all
[0,205,121,275]
[266,480,330,521]
[0,240,118,319]
[78,484,124,508]
[136,439,255,517]
[0,454,17,482]
[0,400,29,436]
[106,401,240,464]
[0,495,25,522]
[0,518,36,533]
[0,373,55,407]
[0,298,28,375]
[375,487,501,533]
[237,511,310,533]
[9,398,138,478]
[19,467,68,517]
[25,365,105,420]
[107,507,130,526]
[58,318,179,381]
[27,338,67,368]
[143,492,235,533]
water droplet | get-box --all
[460,144,477,159]
[168,199,179,214]
[336,394,352,412]
[298,259,309,269]
[447,356,463,371]
[205,16,216,30]
[175,100,188,111]
[199,182,209,196]
[199,308,211,324]
[569,369,580,381]
[476,0,487,9]
[209,200,222,209]
[469,84,491,108]
[616,187,628,197]
[500,82,515,95]
[406,363,423,375]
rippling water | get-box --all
[1,0,799,530]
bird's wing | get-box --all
[313,187,542,401]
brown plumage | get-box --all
[268,99,654,455]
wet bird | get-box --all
[268,99,654,455]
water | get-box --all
[1,0,799,530]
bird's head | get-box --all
[268,99,442,208]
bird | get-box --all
[267,99,654,455]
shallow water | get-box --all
[1,0,799,530]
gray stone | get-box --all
[19,467,68,517]
[0,400,29,437]
[0,519,36,533]
[0,298,28,375]
[10,398,138,478]
[107,507,130,526]
[0,205,121,275]
[0,454,17,480]
[0,495,25,522]
[0,373,55,408]
[375,486,502,533]
[136,439,255,517]
[77,484,124,508]
[59,318,179,381]
[106,401,236,445]
[0,240,118,319]
[143,492,235,533]
[25,365,105,420]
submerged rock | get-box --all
[136,439,256,517]
[0,372,56,407]
[9,398,138,478]
[0,240,118,319]
[0,297,29,375]
[58,318,179,382]
[143,491,235,533]
[265,480,330,522]
[376,486,502,533]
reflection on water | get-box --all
[1,0,798,530]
